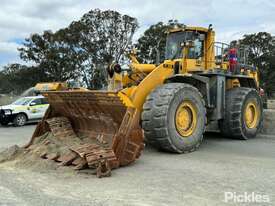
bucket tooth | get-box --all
[46,153,60,161]
[59,152,79,166]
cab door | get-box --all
[186,35,205,71]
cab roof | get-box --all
[168,26,211,34]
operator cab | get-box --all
[164,26,216,72]
[165,31,205,60]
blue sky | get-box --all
[0,0,275,69]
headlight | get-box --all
[4,110,12,115]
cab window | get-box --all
[165,31,194,60]
[188,39,203,59]
[41,98,49,105]
[30,98,42,106]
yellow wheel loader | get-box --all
[25,25,263,177]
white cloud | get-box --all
[0,0,275,67]
[0,42,19,54]
[0,42,22,68]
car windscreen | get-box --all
[11,97,33,106]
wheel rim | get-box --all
[17,115,26,126]
[175,101,197,137]
[244,102,259,129]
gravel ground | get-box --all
[0,124,36,151]
[0,124,275,206]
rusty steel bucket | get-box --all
[26,91,144,177]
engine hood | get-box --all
[0,104,25,111]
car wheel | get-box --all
[13,114,27,127]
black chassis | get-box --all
[0,109,16,125]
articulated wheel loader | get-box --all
[26,25,263,177]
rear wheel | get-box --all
[142,83,206,153]
[13,113,27,127]
[219,87,263,139]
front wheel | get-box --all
[13,114,27,127]
[142,83,206,153]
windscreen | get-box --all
[12,97,33,106]
[165,31,194,60]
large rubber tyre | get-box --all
[219,87,263,139]
[141,83,206,153]
[13,113,27,127]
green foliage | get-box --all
[0,64,42,94]
[19,30,80,82]
[232,32,275,96]
[1,9,138,93]
[64,9,138,88]
[136,20,184,64]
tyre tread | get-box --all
[141,83,206,153]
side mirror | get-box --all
[30,102,36,106]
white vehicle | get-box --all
[0,96,49,126]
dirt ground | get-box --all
[0,124,275,206]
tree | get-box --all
[66,9,138,88]
[0,64,43,94]
[231,32,275,96]
[136,20,184,64]
[18,9,138,89]
[18,30,80,82]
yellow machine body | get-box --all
[27,26,261,177]
[34,82,68,92]
[112,26,259,111]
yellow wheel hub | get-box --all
[175,101,197,137]
[244,102,259,129]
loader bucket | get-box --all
[26,91,144,177]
